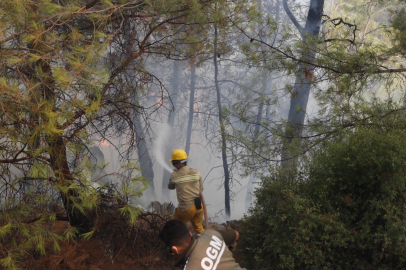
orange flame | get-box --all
[100,140,110,146]
[156,98,163,107]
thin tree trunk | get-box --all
[281,0,324,165]
[402,74,406,108]
[264,0,278,132]
[25,44,40,193]
[185,63,196,156]
[264,72,273,137]
[245,75,267,210]
[276,0,280,20]
[124,20,155,196]
[245,0,280,210]
[214,24,231,219]
[133,104,155,195]
[162,61,180,201]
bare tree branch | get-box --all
[283,0,304,33]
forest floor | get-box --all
[17,211,242,270]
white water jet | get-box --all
[154,123,174,173]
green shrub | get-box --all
[239,127,406,269]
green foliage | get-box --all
[390,7,406,56]
[0,0,256,267]
[239,115,406,269]
[226,0,406,177]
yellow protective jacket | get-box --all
[168,166,203,211]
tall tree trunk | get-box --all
[133,102,155,195]
[24,43,40,193]
[245,0,280,210]
[214,24,231,219]
[264,0,279,136]
[185,63,196,156]
[245,75,267,210]
[123,21,155,196]
[41,60,90,231]
[281,0,324,165]
[264,73,273,138]
[402,74,406,108]
[161,61,180,201]
[50,135,91,231]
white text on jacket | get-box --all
[201,235,226,270]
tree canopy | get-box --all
[2,0,406,268]
[239,111,406,269]
[0,0,253,268]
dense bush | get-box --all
[239,127,406,269]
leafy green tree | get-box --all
[228,0,406,172]
[239,109,406,269]
[0,0,254,267]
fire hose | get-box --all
[200,192,209,229]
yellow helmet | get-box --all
[170,149,188,161]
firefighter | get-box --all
[159,220,245,269]
[168,149,208,236]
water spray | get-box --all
[154,123,174,173]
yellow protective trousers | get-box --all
[172,204,204,234]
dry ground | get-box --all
[10,212,242,270]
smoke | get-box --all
[154,123,174,173]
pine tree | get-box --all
[0,0,254,267]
